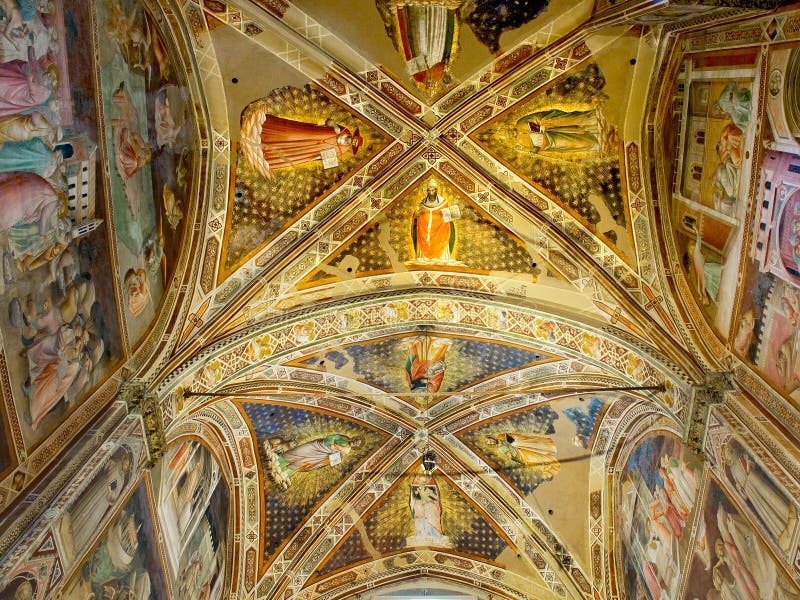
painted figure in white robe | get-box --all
[66,451,132,555]
[722,442,798,552]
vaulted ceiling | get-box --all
[3,0,800,599]
[150,1,722,597]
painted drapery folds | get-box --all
[618,433,702,600]
[292,334,554,407]
[97,0,194,345]
[61,479,168,600]
[375,0,551,98]
[241,403,387,560]
[155,441,229,600]
[0,0,122,453]
[224,85,390,273]
[0,0,194,468]
[683,477,800,600]
[473,61,631,261]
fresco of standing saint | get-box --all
[264,434,363,490]
[241,403,386,561]
[405,335,450,394]
[514,109,599,155]
[485,432,560,478]
[410,179,461,264]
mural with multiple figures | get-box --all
[683,476,800,600]
[617,432,702,600]
[60,478,168,600]
[662,44,800,405]
[57,445,135,569]
[240,403,387,561]
[96,0,194,345]
[716,437,800,561]
[0,0,123,452]
[665,47,757,341]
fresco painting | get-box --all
[671,73,755,339]
[292,334,553,407]
[155,442,229,600]
[222,85,390,273]
[241,403,387,560]
[459,396,608,494]
[728,51,800,398]
[473,62,630,259]
[57,445,135,567]
[618,433,702,600]
[96,0,193,345]
[683,476,800,600]
[375,0,551,98]
[0,0,124,449]
[317,465,512,576]
[301,172,540,286]
[458,395,609,568]
[156,440,217,565]
[718,438,799,558]
[61,478,168,600]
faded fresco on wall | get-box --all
[720,43,800,400]
[222,85,391,274]
[96,0,194,346]
[717,437,799,560]
[155,441,229,600]
[57,445,135,567]
[241,403,387,561]
[315,465,517,577]
[155,441,215,565]
[617,433,702,600]
[61,478,168,600]
[290,333,554,407]
[299,172,542,285]
[683,476,800,600]
[0,0,124,450]
[458,395,609,567]
[473,61,630,260]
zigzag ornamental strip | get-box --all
[380,81,423,115]
[494,45,534,74]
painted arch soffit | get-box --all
[169,0,692,361]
